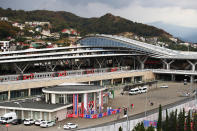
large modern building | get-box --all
[0,34,197,120]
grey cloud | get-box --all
[0,0,133,10]
[135,0,197,9]
[62,0,132,8]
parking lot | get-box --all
[0,81,192,131]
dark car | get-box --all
[11,119,23,125]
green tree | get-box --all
[157,104,162,131]
[163,109,169,131]
[169,111,176,131]
[175,109,177,131]
[177,109,185,131]
[119,126,122,131]
[193,114,197,131]
[132,122,145,131]
[186,110,191,131]
[146,126,154,131]
[0,21,19,39]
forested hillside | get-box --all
[0,8,171,37]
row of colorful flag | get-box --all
[67,108,121,119]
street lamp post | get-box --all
[127,93,130,131]
[145,89,148,119]
[14,102,23,131]
[194,79,197,106]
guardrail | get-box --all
[152,69,197,75]
[0,66,130,83]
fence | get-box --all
[0,66,130,83]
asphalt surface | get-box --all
[0,81,194,131]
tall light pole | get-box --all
[194,79,197,106]
[14,102,23,131]
[127,93,129,131]
[14,102,23,119]
[144,88,148,119]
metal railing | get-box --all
[0,66,130,83]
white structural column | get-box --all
[14,63,29,74]
[64,94,67,104]
[31,110,33,119]
[98,91,103,113]
[187,60,197,71]
[8,90,10,101]
[83,93,88,113]
[162,59,174,70]
[40,111,42,119]
[191,75,194,83]
[51,94,56,104]
[171,74,175,81]
[28,88,31,97]
[137,56,148,69]
[45,94,48,103]
[21,110,24,119]
[49,113,52,121]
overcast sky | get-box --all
[0,0,197,28]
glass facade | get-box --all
[56,94,64,104]
[90,81,100,86]
[78,36,147,53]
[31,88,43,96]
[67,94,73,104]
[134,76,142,83]
[10,89,28,99]
[0,92,8,101]
[102,79,111,86]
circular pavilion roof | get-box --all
[42,84,106,94]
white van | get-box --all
[139,86,148,93]
[0,112,17,124]
[129,88,140,95]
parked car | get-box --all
[129,88,140,95]
[160,85,168,88]
[11,119,23,125]
[63,123,78,130]
[0,112,17,124]
[40,121,55,128]
[139,86,147,93]
[35,119,45,126]
[24,119,35,125]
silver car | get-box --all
[63,123,78,130]
[40,121,55,128]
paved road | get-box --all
[1,81,193,131]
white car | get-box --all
[139,86,147,93]
[35,119,45,126]
[40,121,55,128]
[129,88,140,95]
[160,85,168,88]
[24,119,35,125]
[63,123,78,130]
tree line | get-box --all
[129,105,197,131]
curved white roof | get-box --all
[84,34,197,59]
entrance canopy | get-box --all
[42,84,106,94]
